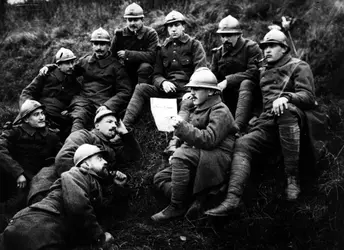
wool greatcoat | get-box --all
[28,129,141,205]
[172,95,237,194]
[0,166,125,250]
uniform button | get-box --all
[62,87,64,90]
[173,51,176,53]
[173,59,176,62]
[173,43,176,45]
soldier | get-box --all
[0,100,61,218]
[20,48,81,141]
[151,68,237,222]
[122,10,207,152]
[41,27,132,132]
[111,2,159,86]
[0,144,128,250]
[211,15,262,134]
[28,109,142,205]
[205,29,318,216]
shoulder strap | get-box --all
[277,59,302,98]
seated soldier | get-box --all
[28,109,142,205]
[205,29,319,216]
[0,100,61,219]
[111,2,159,86]
[121,10,207,153]
[0,144,128,250]
[211,15,262,134]
[151,68,237,222]
[19,48,81,141]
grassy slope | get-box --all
[1,0,344,249]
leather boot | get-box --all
[205,153,251,216]
[279,124,301,200]
[151,203,187,222]
[235,80,254,133]
[163,136,181,156]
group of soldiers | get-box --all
[0,2,322,249]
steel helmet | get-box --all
[123,3,144,18]
[55,47,76,64]
[259,29,290,52]
[90,27,111,43]
[94,109,117,124]
[217,15,242,34]
[164,10,185,26]
[14,100,45,124]
[73,144,106,167]
[185,67,220,91]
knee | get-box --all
[153,171,168,188]
[234,135,252,154]
[239,79,255,92]
[276,109,299,126]
[137,63,153,74]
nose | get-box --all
[190,89,195,94]
[39,113,45,120]
[102,158,108,164]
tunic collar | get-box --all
[222,36,245,56]
[266,53,292,69]
[163,33,190,46]
[92,128,111,143]
[195,95,222,111]
[21,123,48,136]
[122,26,148,40]
[88,51,115,68]
[50,67,65,82]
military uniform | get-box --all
[154,95,237,200]
[28,129,141,205]
[68,52,132,132]
[110,26,159,85]
[0,123,61,215]
[211,36,262,131]
[123,33,207,129]
[0,166,124,250]
[19,67,81,139]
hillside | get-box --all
[1,0,344,249]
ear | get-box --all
[95,122,100,129]
[208,89,215,96]
[23,117,29,123]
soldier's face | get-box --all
[86,154,109,177]
[220,33,240,47]
[24,108,46,128]
[95,115,118,139]
[190,87,211,106]
[58,60,74,75]
[263,44,287,63]
[126,18,143,33]
[92,41,110,59]
[167,22,185,39]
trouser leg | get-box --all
[235,79,255,132]
[137,62,154,84]
[123,84,161,130]
[277,110,301,199]
[170,158,191,205]
[153,166,172,199]
[70,98,94,132]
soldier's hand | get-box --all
[170,115,183,127]
[272,97,289,116]
[182,92,192,100]
[113,171,127,185]
[162,81,177,93]
[217,80,227,91]
[17,175,27,189]
[39,66,49,75]
[61,110,69,116]
[115,119,128,135]
[117,50,125,59]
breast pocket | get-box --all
[180,56,192,66]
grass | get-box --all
[1,0,344,249]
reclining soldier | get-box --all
[0,100,61,222]
[0,144,128,250]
